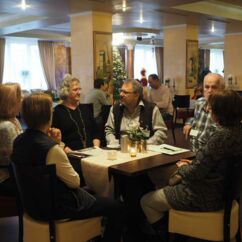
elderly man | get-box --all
[147,74,173,117]
[183,73,225,152]
[105,79,167,145]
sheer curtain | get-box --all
[0,38,5,84]
[3,38,47,90]
[134,45,157,79]
[209,49,224,75]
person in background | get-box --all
[85,79,109,120]
[12,93,125,242]
[52,74,100,152]
[0,83,22,195]
[147,74,173,119]
[141,90,242,242]
[84,78,110,147]
[183,73,225,152]
[140,68,148,87]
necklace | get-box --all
[65,106,87,148]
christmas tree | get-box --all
[112,47,127,101]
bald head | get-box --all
[203,73,225,100]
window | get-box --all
[3,38,47,90]
[134,45,158,80]
[209,49,224,75]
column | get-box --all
[163,24,198,95]
[126,44,134,79]
[70,12,112,93]
[224,33,242,90]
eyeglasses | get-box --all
[119,89,135,95]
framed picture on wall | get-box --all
[93,31,112,81]
[186,40,199,88]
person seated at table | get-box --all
[52,74,100,152]
[105,79,167,242]
[0,83,22,196]
[147,74,173,120]
[183,73,225,152]
[12,92,125,242]
[105,79,167,145]
[141,90,242,242]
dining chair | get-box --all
[10,162,102,242]
[0,165,18,218]
[172,95,192,126]
[159,110,176,144]
[168,157,242,242]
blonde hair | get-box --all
[59,74,80,100]
[22,92,53,130]
[0,83,21,119]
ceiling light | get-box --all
[18,0,30,10]
[112,33,124,46]
[122,0,126,12]
[211,23,215,33]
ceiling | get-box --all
[1,0,242,48]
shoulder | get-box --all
[141,100,155,109]
[0,120,16,134]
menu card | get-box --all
[147,144,189,155]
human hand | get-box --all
[48,128,62,144]
[64,146,73,154]
[93,139,101,148]
[176,159,192,167]
[183,124,192,139]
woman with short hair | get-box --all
[12,92,124,242]
[141,90,242,241]
[0,83,22,195]
[52,74,100,151]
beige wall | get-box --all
[71,12,112,94]
[224,33,242,90]
[163,24,198,95]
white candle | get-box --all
[130,147,137,157]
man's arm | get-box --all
[105,106,118,145]
[147,106,168,145]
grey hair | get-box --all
[59,74,80,100]
[124,79,143,99]
[204,73,225,89]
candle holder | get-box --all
[129,146,137,157]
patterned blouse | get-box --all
[164,124,242,211]
[0,119,22,182]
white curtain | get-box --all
[209,49,224,75]
[134,45,158,80]
[3,38,47,90]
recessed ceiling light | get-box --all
[122,0,126,12]
[18,0,30,10]
[211,23,215,33]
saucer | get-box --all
[107,144,120,149]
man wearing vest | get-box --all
[105,79,167,242]
[105,79,167,145]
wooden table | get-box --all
[109,151,195,177]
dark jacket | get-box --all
[52,104,98,150]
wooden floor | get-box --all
[0,126,241,242]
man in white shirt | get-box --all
[147,74,173,117]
